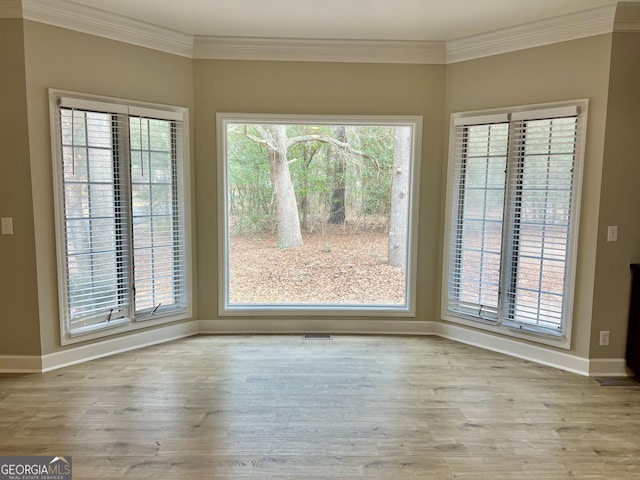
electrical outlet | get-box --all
[607,226,618,242]
[1,217,13,235]
[599,330,610,346]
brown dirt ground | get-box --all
[228,226,406,305]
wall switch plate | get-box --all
[607,226,618,242]
[1,217,13,235]
[599,330,610,346]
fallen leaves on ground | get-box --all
[229,228,405,305]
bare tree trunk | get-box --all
[299,142,318,232]
[267,125,303,248]
[246,124,381,247]
[388,126,411,268]
[329,126,347,225]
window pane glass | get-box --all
[55,98,189,339]
[59,108,128,331]
[130,117,183,316]
[63,147,88,181]
[150,152,172,182]
[223,120,418,310]
[449,123,508,319]
[508,117,576,331]
[130,150,149,183]
[151,185,172,215]
[446,107,583,342]
[131,184,151,216]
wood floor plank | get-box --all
[2,335,640,479]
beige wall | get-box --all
[21,21,195,355]
[0,19,42,355]
[6,17,639,365]
[444,35,613,358]
[591,31,640,359]
[193,60,446,322]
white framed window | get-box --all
[442,101,588,348]
[50,90,191,343]
[217,114,422,316]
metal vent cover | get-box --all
[303,333,332,340]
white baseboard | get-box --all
[0,321,198,373]
[198,318,437,336]
[39,320,199,372]
[0,318,628,377]
[437,322,628,377]
[588,358,629,377]
[437,321,595,376]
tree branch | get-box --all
[246,125,275,150]
[287,134,380,169]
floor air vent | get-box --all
[596,377,640,386]
[304,334,332,340]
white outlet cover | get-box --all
[1,217,13,235]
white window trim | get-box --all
[216,113,423,317]
[441,99,588,350]
[49,89,193,345]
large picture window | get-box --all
[443,101,587,347]
[217,114,422,315]
[50,91,191,342]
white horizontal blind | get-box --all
[448,121,509,320]
[130,116,187,318]
[447,104,583,338]
[503,114,578,332]
[54,94,188,337]
[59,107,131,331]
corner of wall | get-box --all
[0,17,42,357]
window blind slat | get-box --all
[130,116,187,318]
[446,103,584,339]
[503,116,578,331]
[54,93,189,338]
[447,121,508,321]
[59,108,130,331]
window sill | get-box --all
[221,304,415,317]
[442,311,570,350]
[62,309,192,346]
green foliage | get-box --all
[227,125,274,232]
[226,123,397,234]
[346,126,394,218]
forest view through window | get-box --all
[219,115,421,313]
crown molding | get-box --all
[614,1,640,31]
[194,36,446,64]
[10,0,640,64]
[447,4,617,63]
[21,0,193,57]
[0,0,22,18]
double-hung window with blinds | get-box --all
[443,101,587,344]
[50,91,191,341]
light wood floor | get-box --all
[1,335,640,479]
